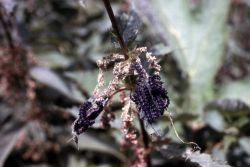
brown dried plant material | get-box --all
[121,97,135,122]
[0,46,36,102]
[94,53,126,96]
[146,52,161,73]
[93,67,105,96]
[121,96,147,167]
[121,121,147,167]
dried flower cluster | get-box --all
[121,97,147,167]
[121,121,147,167]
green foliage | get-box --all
[151,0,231,114]
[1,0,250,167]
[219,78,250,105]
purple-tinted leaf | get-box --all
[112,10,141,47]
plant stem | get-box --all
[0,5,15,50]
[102,0,129,59]
[139,117,151,167]
[108,87,128,100]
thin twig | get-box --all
[102,0,129,59]
[108,87,129,100]
[0,5,15,50]
[167,111,201,151]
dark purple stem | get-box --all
[139,117,151,167]
[102,0,129,59]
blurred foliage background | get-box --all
[1,0,250,167]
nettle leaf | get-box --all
[203,98,250,132]
[160,146,231,167]
[184,151,232,167]
[30,66,85,103]
[239,137,250,156]
[117,10,141,44]
[204,110,226,132]
[67,155,87,167]
[112,10,141,48]
[64,70,113,95]
[0,120,25,167]
[205,99,250,117]
[218,77,250,106]
[77,133,125,161]
[138,0,231,114]
[36,51,72,68]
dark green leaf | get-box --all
[0,120,25,167]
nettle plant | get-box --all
[71,1,199,166]
[72,46,169,134]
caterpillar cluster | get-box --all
[130,62,170,124]
[72,47,170,138]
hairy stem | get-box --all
[102,0,129,59]
[139,117,151,167]
[108,87,128,100]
